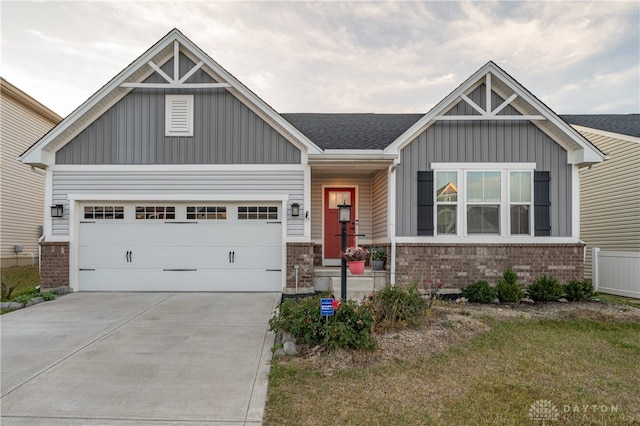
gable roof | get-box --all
[20,29,322,167]
[282,113,422,150]
[560,114,640,138]
[384,61,606,165]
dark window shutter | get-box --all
[534,171,551,236]
[417,171,434,236]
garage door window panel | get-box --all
[84,206,125,220]
[136,206,176,220]
[238,206,278,220]
[187,206,227,220]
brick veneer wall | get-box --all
[395,243,585,289]
[313,244,323,266]
[40,241,70,290]
[286,243,315,292]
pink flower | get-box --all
[332,299,341,310]
[438,282,444,289]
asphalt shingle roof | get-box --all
[283,113,638,151]
[560,114,640,138]
[282,113,423,150]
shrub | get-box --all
[269,296,324,346]
[496,268,523,303]
[461,280,497,303]
[564,279,594,301]
[527,276,565,301]
[369,284,426,331]
[268,295,377,351]
[325,300,376,351]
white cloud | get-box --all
[1,1,637,116]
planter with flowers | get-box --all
[370,250,388,271]
[343,246,368,275]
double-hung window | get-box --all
[433,163,535,237]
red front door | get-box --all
[324,188,356,262]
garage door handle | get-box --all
[125,251,132,263]
[266,269,281,272]
[229,251,235,263]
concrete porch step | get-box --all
[310,267,389,300]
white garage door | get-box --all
[78,203,282,291]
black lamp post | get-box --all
[338,204,351,300]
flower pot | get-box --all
[372,260,385,271]
[347,260,365,275]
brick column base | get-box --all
[40,241,70,290]
[285,243,315,293]
[395,243,585,289]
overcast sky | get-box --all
[1,1,638,117]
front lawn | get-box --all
[1,265,41,314]
[265,304,640,425]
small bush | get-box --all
[564,279,594,301]
[461,280,497,303]
[527,276,565,301]
[496,268,523,303]
[369,284,426,331]
[268,295,377,351]
[40,291,56,301]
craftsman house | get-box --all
[20,29,605,293]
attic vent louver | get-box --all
[165,95,194,136]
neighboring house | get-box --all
[20,29,605,293]
[561,114,640,281]
[1,78,61,267]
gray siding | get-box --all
[51,169,304,236]
[396,119,571,237]
[579,130,640,278]
[56,54,300,165]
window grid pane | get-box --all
[510,171,531,203]
[437,205,457,235]
[238,206,278,220]
[135,206,176,220]
[436,171,458,203]
[84,206,124,220]
[467,171,501,203]
[510,205,530,235]
[467,205,500,234]
[186,206,227,220]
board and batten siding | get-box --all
[51,169,304,236]
[396,119,571,237]
[311,175,373,246]
[56,54,301,165]
[579,129,640,278]
[1,81,60,265]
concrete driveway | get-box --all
[1,292,279,425]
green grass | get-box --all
[1,265,40,301]
[265,318,640,425]
[596,293,640,309]
[1,265,41,313]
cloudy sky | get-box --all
[1,1,638,117]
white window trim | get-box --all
[432,163,535,238]
[165,94,194,137]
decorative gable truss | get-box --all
[119,41,231,90]
[437,73,544,122]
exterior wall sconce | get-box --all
[51,204,64,218]
[291,203,300,217]
[338,204,351,223]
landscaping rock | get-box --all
[283,341,298,356]
[492,298,500,305]
[273,348,286,357]
[282,331,296,344]
[26,297,44,307]
[521,297,535,304]
[1,302,24,309]
[455,297,468,304]
[558,298,568,303]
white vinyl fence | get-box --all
[592,248,640,298]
